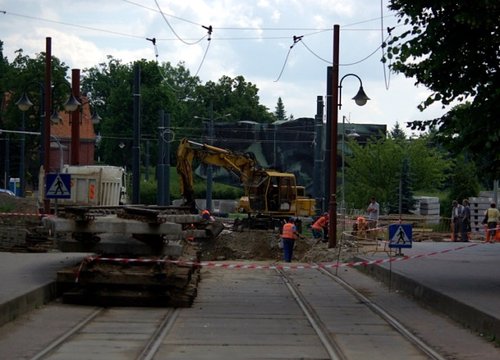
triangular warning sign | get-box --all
[391,226,410,245]
[47,174,71,197]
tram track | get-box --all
[278,266,447,360]
[29,307,180,360]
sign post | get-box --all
[388,223,412,256]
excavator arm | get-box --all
[176,138,315,219]
[176,138,258,209]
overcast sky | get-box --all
[1,0,449,134]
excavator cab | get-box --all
[246,171,297,215]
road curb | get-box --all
[0,282,58,327]
[354,256,499,341]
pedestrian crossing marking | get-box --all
[388,224,412,248]
[46,173,71,199]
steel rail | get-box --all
[30,307,105,360]
[276,268,347,360]
[137,308,180,360]
[318,267,447,360]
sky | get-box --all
[0,0,448,134]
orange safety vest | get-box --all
[282,223,296,240]
[312,216,328,230]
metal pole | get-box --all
[70,69,80,165]
[325,67,332,214]
[43,37,52,214]
[132,63,141,204]
[342,115,346,226]
[164,113,171,206]
[206,100,214,212]
[38,85,45,169]
[328,25,340,249]
[313,95,324,212]
[19,112,25,196]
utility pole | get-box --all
[328,25,340,249]
[43,37,52,214]
[313,95,324,213]
[70,69,80,165]
[206,100,214,212]
[132,63,141,204]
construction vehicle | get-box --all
[38,164,128,209]
[176,138,315,229]
[38,164,224,307]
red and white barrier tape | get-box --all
[0,212,42,217]
[79,242,481,271]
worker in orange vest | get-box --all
[281,218,302,262]
[312,213,329,243]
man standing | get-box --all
[367,197,380,239]
[460,199,471,242]
[281,218,301,262]
[451,200,464,241]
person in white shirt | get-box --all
[367,197,380,239]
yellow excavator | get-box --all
[176,138,315,228]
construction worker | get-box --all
[281,218,301,262]
[311,213,329,243]
[484,203,500,243]
[201,209,211,220]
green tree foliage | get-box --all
[389,122,406,141]
[0,48,70,186]
[195,75,274,123]
[388,157,416,214]
[274,97,286,121]
[385,1,500,180]
[345,136,451,213]
[81,60,274,168]
[447,155,480,206]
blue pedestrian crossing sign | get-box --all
[388,223,412,248]
[45,173,71,199]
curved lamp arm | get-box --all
[338,73,370,109]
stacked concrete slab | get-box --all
[413,196,440,224]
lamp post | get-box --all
[328,24,370,249]
[17,37,80,212]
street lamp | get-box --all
[16,82,78,197]
[328,24,370,249]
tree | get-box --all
[0,49,70,187]
[345,136,451,212]
[195,75,274,123]
[274,97,286,121]
[389,122,406,141]
[385,1,500,180]
[447,154,481,205]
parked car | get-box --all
[0,188,16,196]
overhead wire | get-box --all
[153,0,207,45]
[274,30,392,81]
[274,35,303,82]
[193,26,213,77]
[381,0,392,90]
[2,5,397,95]
[145,37,181,94]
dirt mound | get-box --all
[199,226,354,263]
[0,194,38,214]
